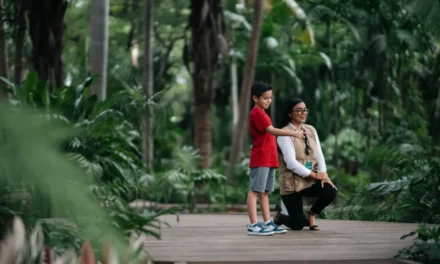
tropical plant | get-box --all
[322,143,440,263]
[396,224,440,264]
[157,146,226,212]
[0,216,152,264]
[0,74,178,258]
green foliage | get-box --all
[323,144,440,263]
[224,155,251,205]
[2,0,440,261]
[0,73,178,257]
[0,101,124,252]
[156,146,226,212]
[0,215,153,263]
[327,148,440,222]
[396,224,440,264]
[322,128,367,164]
[404,0,440,39]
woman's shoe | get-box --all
[309,225,320,231]
[307,211,320,231]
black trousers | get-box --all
[278,181,337,230]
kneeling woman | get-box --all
[274,98,337,231]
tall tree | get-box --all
[0,0,9,98]
[228,0,264,178]
[231,56,239,127]
[184,0,228,169]
[27,0,67,91]
[142,0,154,169]
[90,0,109,100]
[13,0,26,85]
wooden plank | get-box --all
[140,214,419,263]
[180,260,418,264]
[185,261,419,264]
[130,200,250,211]
[153,261,414,264]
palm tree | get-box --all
[27,0,68,91]
[228,0,264,177]
[90,0,109,100]
[184,0,228,169]
[0,0,9,98]
[142,0,154,169]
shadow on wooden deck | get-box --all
[140,214,420,264]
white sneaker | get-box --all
[264,220,287,234]
[246,222,274,236]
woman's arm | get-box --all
[277,136,311,177]
[313,128,327,172]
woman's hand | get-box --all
[321,178,337,189]
[310,171,329,180]
[317,172,329,180]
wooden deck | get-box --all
[141,214,420,264]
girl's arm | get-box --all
[266,126,306,138]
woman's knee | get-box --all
[323,183,337,199]
[290,223,304,230]
[287,216,306,230]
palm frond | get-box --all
[138,174,155,187]
[364,145,412,168]
[393,29,418,50]
[308,4,362,42]
[68,153,104,179]
[404,0,440,38]
[74,109,125,128]
[308,5,337,21]
[194,170,227,182]
[224,10,251,30]
[365,177,411,198]
[162,169,189,186]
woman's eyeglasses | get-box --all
[292,108,309,114]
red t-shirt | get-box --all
[248,107,279,168]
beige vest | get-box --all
[278,124,319,195]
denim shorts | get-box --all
[249,167,276,193]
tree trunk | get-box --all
[428,52,440,143]
[14,1,26,85]
[327,21,339,189]
[90,0,109,100]
[186,0,227,169]
[227,0,264,178]
[141,0,154,170]
[0,0,9,98]
[270,73,276,122]
[194,95,212,169]
[231,56,239,128]
[27,0,67,91]
[378,54,389,135]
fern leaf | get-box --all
[366,176,410,198]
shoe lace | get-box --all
[264,220,275,227]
